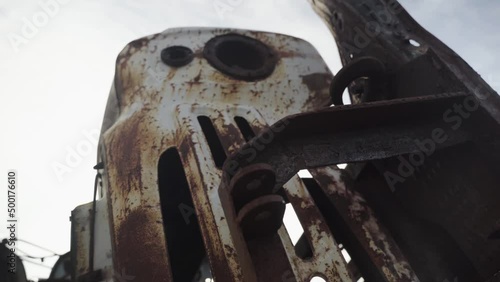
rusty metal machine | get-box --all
[68,0,500,281]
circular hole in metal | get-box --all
[161,46,194,67]
[203,33,278,81]
[310,276,327,282]
[409,39,421,47]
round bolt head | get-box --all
[237,194,286,240]
[229,163,276,211]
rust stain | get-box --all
[301,73,332,94]
[85,1,500,279]
[115,208,171,282]
[107,113,143,195]
[178,136,241,282]
[302,73,333,108]
[94,27,335,282]
[311,166,418,281]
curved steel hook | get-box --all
[330,57,386,106]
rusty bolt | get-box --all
[229,163,276,211]
[237,194,286,239]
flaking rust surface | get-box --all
[100,27,333,281]
[311,166,419,281]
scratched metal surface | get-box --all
[310,166,419,282]
[309,0,500,120]
[72,196,114,281]
[95,27,344,281]
[308,1,500,281]
[217,94,470,282]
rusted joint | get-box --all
[229,164,276,211]
[237,195,286,239]
[330,56,387,105]
[219,93,474,200]
[229,164,285,239]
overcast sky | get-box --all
[0,0,498,280]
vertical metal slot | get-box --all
[283,201,314,260]
[197,116,227,168]
[234,116,256,142]
[301,177,366,281]
[158,148,211,281]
